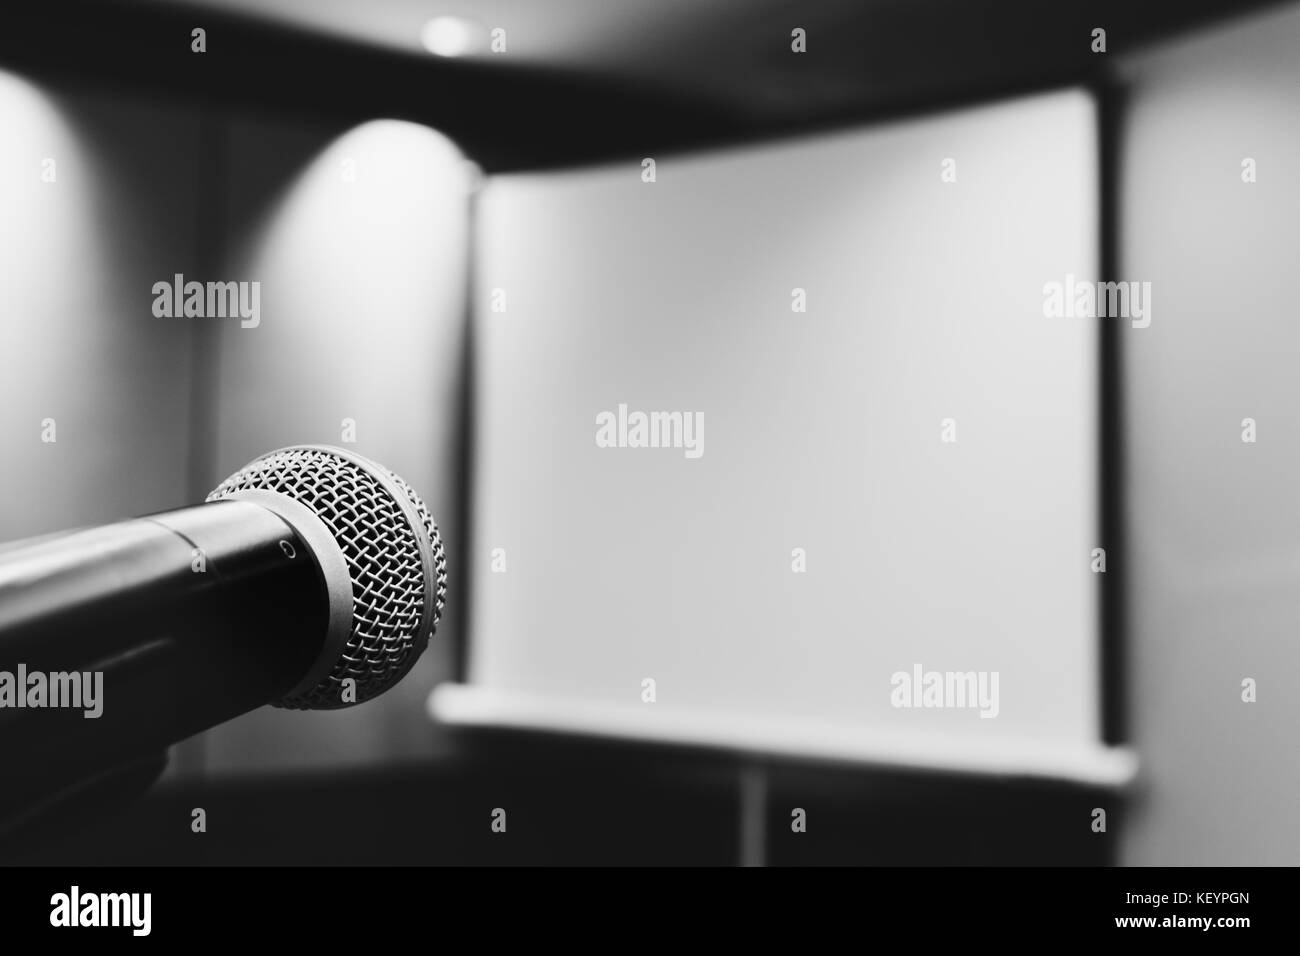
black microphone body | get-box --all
[0,499,327,795]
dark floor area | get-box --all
[2,732,1119,866]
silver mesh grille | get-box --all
[390,471,448,626]
[207,446,446,710]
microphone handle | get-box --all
[0,497,330,804]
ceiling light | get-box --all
[420,17,480,58]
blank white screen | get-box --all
[466,89,1101,761]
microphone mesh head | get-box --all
[207,445,447,710]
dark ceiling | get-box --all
[1,0,1289,170]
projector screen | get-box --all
[442,89,1130,783]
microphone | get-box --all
[0,445,447,805]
